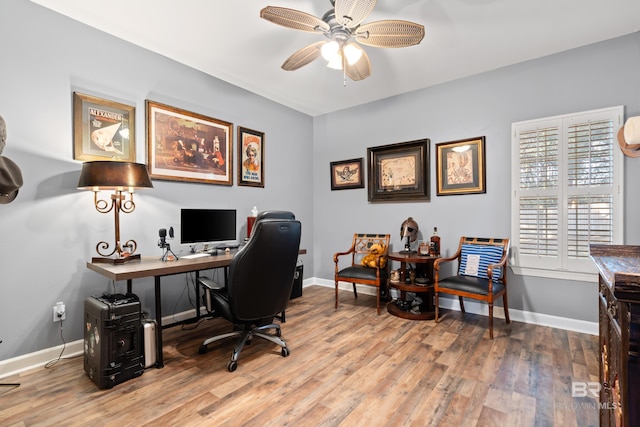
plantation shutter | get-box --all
[511,106,623,279]
[517,125,559,259]
[566,118,615,259]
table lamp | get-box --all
[78,161,153,264]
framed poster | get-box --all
[436,136,486,195]
[238,126,265,188]
[330,158,364,190]
[146,100,233,185]
[367,139,430,202]
[73,92,135,162]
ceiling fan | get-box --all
[260,0,425,82]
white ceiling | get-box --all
[30,0,640,117]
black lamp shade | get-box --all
[78,161,153,190]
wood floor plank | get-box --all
[0,286,599,426]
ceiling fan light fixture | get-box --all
[327,53,343,70]
[343,43,362,65]
[321,40,340,61]
[261,0,424,82]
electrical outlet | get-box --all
[53,302,65,322]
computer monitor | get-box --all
[180,208,237,245]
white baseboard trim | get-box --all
[317,278,598,336]
[0,278,596,379]
[0,307,206,380]
[0,340,84,380]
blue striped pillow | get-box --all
[458,244,504,281]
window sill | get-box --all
[510,265,598,283]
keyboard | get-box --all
[181,253,211,259]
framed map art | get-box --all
[367,139,430,202]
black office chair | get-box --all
[199,218,302,371]
[253,210,295,229]
[252,210,298,322]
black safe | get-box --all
[84,293,144,389]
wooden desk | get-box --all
[87,249,307,368]
[386,252,437,320]
[87,254,235,368]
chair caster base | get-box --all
[227,361,237,372]
[281,347,290,357]
[198,345,208,354]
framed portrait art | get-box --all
[237,127,265,188]
[330,158,364,190]
[73,92,135,162]
[436,136,486,196]
[367,139,430,202]
[146,101,233,185]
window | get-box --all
[511,106,624,281]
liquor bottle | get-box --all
[430,227,440,257]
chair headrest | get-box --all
[255,210,295,222]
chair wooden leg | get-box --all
[503,293,511,324]
[335,280,339,309]
[459,296,465,313]
[435,292,440,323]
[488,304,494,339]
[376,287,381,315]
[352,283,358,299]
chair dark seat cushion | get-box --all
[337,265,387,281]
[438,275,505,296]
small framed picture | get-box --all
[238,126,265,188]
[73,92,135,162]
[436,136,486,196]
[367,139,430,202]
[330,158,364,190]
[146,100,233,185]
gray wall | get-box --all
[0,0,313,360]
[312,33,640,323]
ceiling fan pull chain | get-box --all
[343,54,347,86]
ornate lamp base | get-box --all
[91,253,141,264]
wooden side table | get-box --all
[387,252,437,320]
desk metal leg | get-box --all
[195,271,201,318]
[126,279,132,294]
[154,276,164,368]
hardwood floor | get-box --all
[0,286,599,426]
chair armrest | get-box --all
[198,276,225,290]
[434,238,464,271]
[487,252,508,280]
[333,249,354,264]
[433,253,458,271]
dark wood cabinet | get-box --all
[590,245,640,427]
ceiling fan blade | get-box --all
[260,6,330,33]
[281,41,325,71]
[355,20,425,48]
[345,47,371,81]
[334,0,377,28]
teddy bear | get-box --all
[361,243,387,269]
